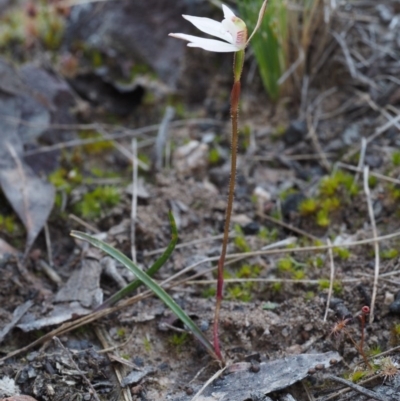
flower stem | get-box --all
[213,50,245,361]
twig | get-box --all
[143,231,236,257]
[68,214,100,233]
[323,374,390,401]
[20,118,223,156]
[53,337,101,401]
[39,259,62,286]
[131,139,138,264]
[363,166,380,324]
[94,327,132,401]
[44,223,53,268]
[258,211,320,242]
[323,239,335,322]
[96,125,149,171]
[191,366,227,401]
[352,137,366,186]
[337,162,400,186]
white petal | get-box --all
[222,4,236,19]
[182,15,233,43]
[169,33,239,52]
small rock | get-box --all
[384,291,395,306]
[242,222,260,235]
[231,214,252,226]
[281,193,305,220]
[389,291,400,314]
[365,154,383,168]
[282,120,307,147]
[253,186,272,202]
[342,124,360,145]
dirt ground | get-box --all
[1,1,400,401]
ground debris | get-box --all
[184,352,341,401]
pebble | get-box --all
[282,120,307,146]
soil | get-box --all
[1,1,400,401]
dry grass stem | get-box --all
[337,162,400,186]
[323,238,335,322]
[363,166,380,324]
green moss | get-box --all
[277,257,293,272]
[258,226,278,242]
[299,198,318,215]
[316,210,330,227]
[334,247,351,260]
[78,130,114,154]
[368,175,378,188]
[348,370,368,382]
[38,7,66,50]
[116,327,126,338]
[169,332,189,349]
[307,255,324,268]
[390,323,400,345]
[367,345,382,357]
[49,167,83,193]
[319,171,358,197]
[237,264,261,278]
[305,291,315,300]
[74,186,120,219]
[234,224,251,252]
[0,214,16,234]
[318,279,343,295]
[271,282,282,292]
[293,270,305,280]
[208,148,221,165]
[321,197,340,212]
[143,337,152,352]
[381,249,399,260]
[226,284,252,302]
[201,287,216,298]
[392,151,400,166]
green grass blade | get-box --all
[239,0,288,100]
[70,218,217,359]
[94,211,178,311]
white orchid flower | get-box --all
[169,4,248,53]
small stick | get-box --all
[69,213,100,233]
[258,211,320,242]
[352,137,366,186]
[363,166,380,323]
[323,239,335,322]
[53,337,101,401]
[191,366,228,401]
[323,374,390,401]
[44,223,54,267]
[338,162,400,185]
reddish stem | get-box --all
[212,79,241,361]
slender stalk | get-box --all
[213,50,245,360]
